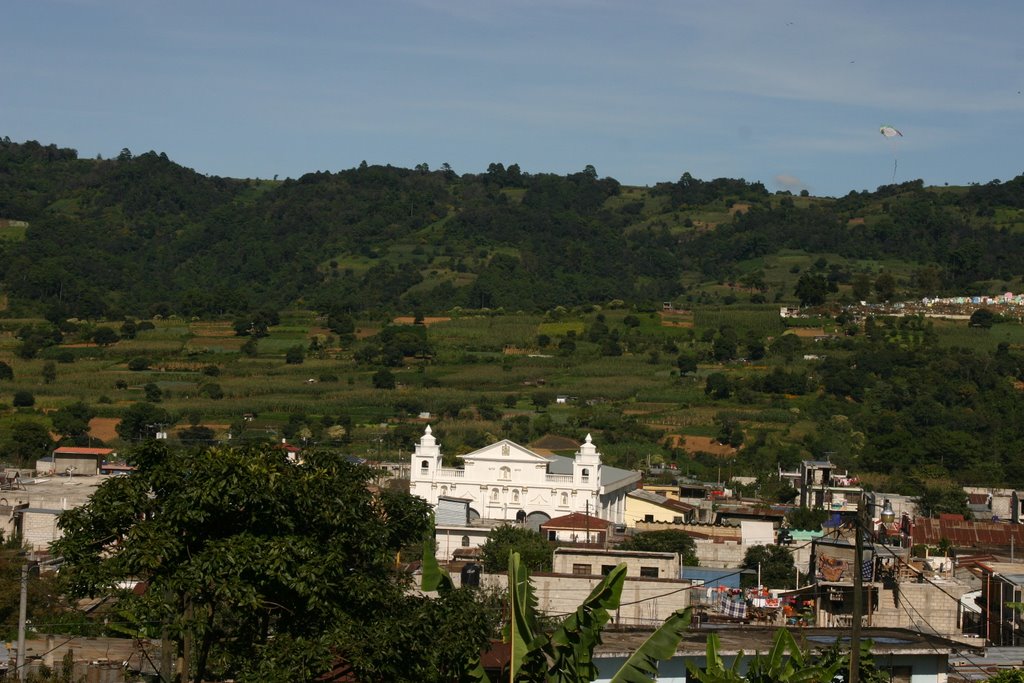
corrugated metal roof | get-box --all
[912,516,1024,549]
[627,488,696,513]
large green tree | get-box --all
[481,525,553,573]
[740,544,797,590]
[53,442,475,682]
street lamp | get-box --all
[878,498,895,545]
[880,499,895,525]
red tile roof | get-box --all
[541,512,612,531]
[53,447,115,456]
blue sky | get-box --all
[3,1,1022,197]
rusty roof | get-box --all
[912,516,1024,549]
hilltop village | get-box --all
[4,421,1024,681]
[3,142,1024,680]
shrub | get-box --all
[13,390,35,408]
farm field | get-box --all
[1,303,1021,491]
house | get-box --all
[40,447,117,477]
[809,533,971,637]
[639,483,681,500]
[778,459,862,512]
[963,486,1016,522]
[552,547,681,579]
[409,427,640,527]
[540,512,613,544]
[1011,490,1024,524]
[589,627,963,683]
[624,489,697,526]
[430,495,507,562]
[975,561,1024,645]
[3,474,108,550]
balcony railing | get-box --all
[546,474,573,484]
[434,468,465,479]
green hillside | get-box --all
[2,138,1024,503]
[2,139,1024,320]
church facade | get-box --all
[408,426,640,527]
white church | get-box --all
[408,426,640,528]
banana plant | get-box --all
[427,543,696,682]
[609,607,693,683]
[746,629,840,683]
[545,561,628,682]
[686,632,745,683]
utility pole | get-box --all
[850,498,865,683]
[17,561,30,682]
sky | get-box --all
[3,1,1022,197]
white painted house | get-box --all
[409,427,640,528]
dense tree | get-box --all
[740,544,797,589]
[769,334,802,363]
[177,425,216,444]
[785,507,829,531]
[618,530,698,565]
[705,373,732,399]
[13,390,35,407]
[92,326,120,346]
[372,368,396,389]
[874,271,897,302]
[480,525,553,572]
[677,352,698,376]
[41,361,57,384]
[115,402,172,441]
[2,137,1024,319]
[0,361,13,381]
[53,442,479,682]
[51,401,95,441]
[793,272,832,307]
[969,308,996,328]
[2,420,53,464]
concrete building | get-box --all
[410,427,640,527]
[976,561,1024,646]
[552,547,682,580]
[624,489,697,526]
[808,534,971,638]
[37,447,117,477]
[0,473,109,550]
[778,459,862,512]
[541,512,613,544]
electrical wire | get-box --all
[538,537,824,618]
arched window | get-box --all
[491,488,500,502]
[512,490,520,504]
[581,467,590,482]
[461,535,470,547]
[421,460,430,471]
[499,466,511,481]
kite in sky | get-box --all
[880,125,903,183]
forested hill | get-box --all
[1,138,1023,319]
